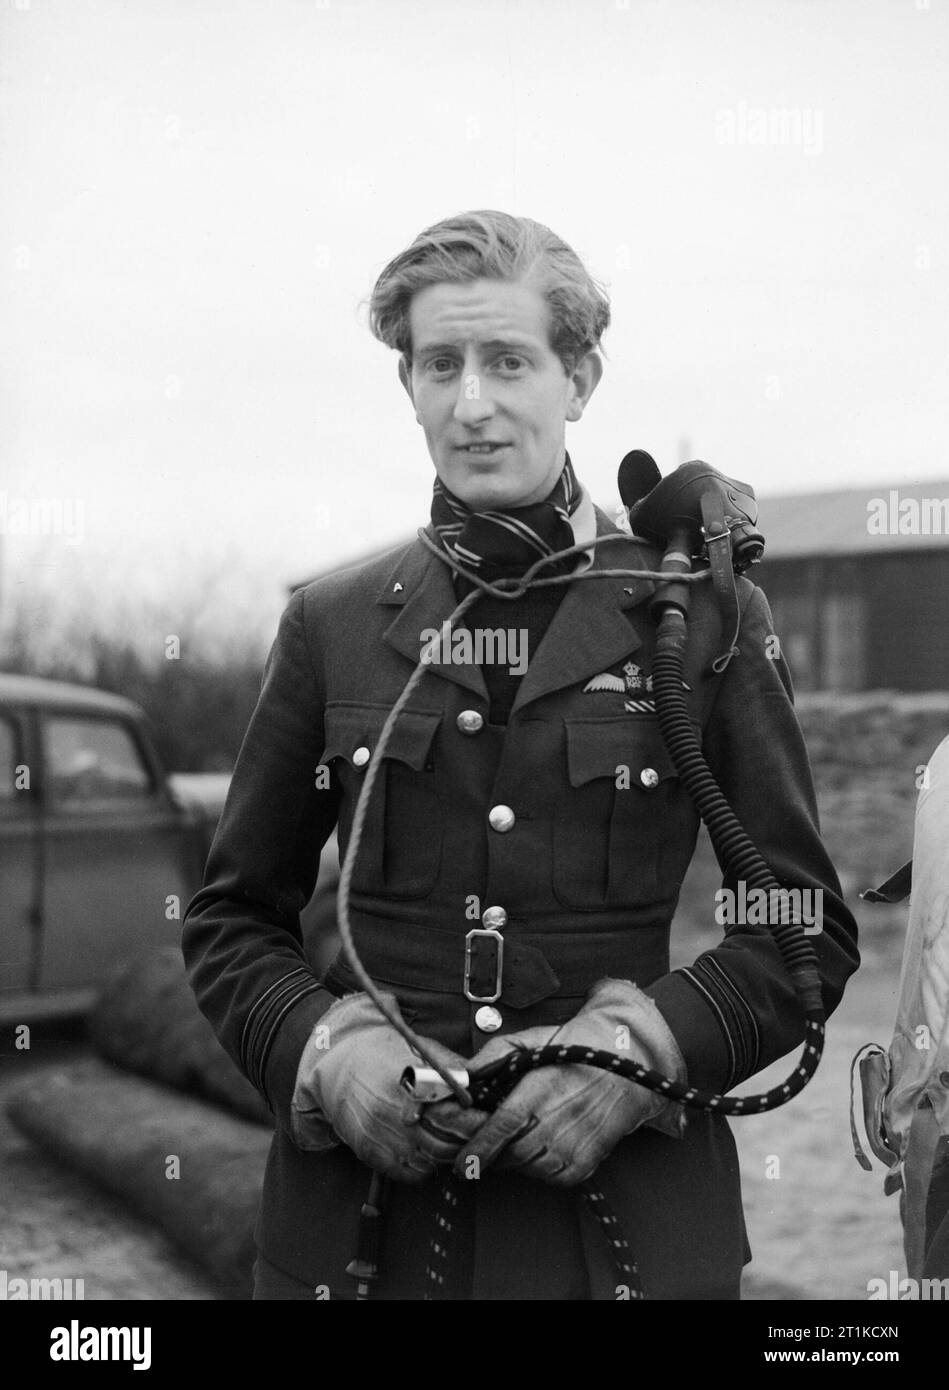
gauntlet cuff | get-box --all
[583,976,689,1138]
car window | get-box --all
[0,717,16,801]
[46,716,153,804]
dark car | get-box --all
[0,674,339,1022]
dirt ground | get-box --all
[735,964,905,1300]
[674,820,909,1301]
[0,1030,221,1301]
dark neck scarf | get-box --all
[431,452,582,586]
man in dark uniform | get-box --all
[182,210,860,1300]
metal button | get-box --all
[488,805,515,832]
[481,906,508,930]
[456,710,484,736]
[640,767,659,789]
[352,746,370,768]
[475,1005,503,1033]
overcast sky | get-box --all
[2,0,948,646]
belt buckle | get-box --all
[464,927,504,1003]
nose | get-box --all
[451,361,495,428]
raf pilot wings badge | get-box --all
[583,661,656,714]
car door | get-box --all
[0,706,40,995]
[39,709,201,991]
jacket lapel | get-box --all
[509,508,656,715]
[378,510,657,709]
[379,529,487,699]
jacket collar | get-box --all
[378,505,657,712]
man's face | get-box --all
[398,277,602,510]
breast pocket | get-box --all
[320,703,444,900]
[552,716,685,909]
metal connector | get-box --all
[400,1065,471,1104]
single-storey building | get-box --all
[752,480,949,692]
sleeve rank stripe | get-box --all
[689,958,755,1088]
[256,981,327,1104]
[689,959,749,1085]
[678,965,740,1093]
[245,971,317,1087]
[701,956,761,1079]
[240,967,312,1077]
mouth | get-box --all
[456,442,511,457]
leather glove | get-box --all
[451,977,688,1187]
[290,991,477,1185]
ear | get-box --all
[398,355,420,421]
[565,351,603,423]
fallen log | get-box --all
[6,1057,270,1298]
[87,948,272,1127]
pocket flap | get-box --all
[322,704,442,770]
[564,716,678,789]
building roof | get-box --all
[756,479,949,560]
[290,478,949,588]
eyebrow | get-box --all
[416,338,538,359]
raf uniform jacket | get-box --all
[181,504,860,1300]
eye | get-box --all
[428,357,456,375]
[497,355,526,373]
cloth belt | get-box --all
[327,917,671,1010]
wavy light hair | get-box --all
[368,210,610,374]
